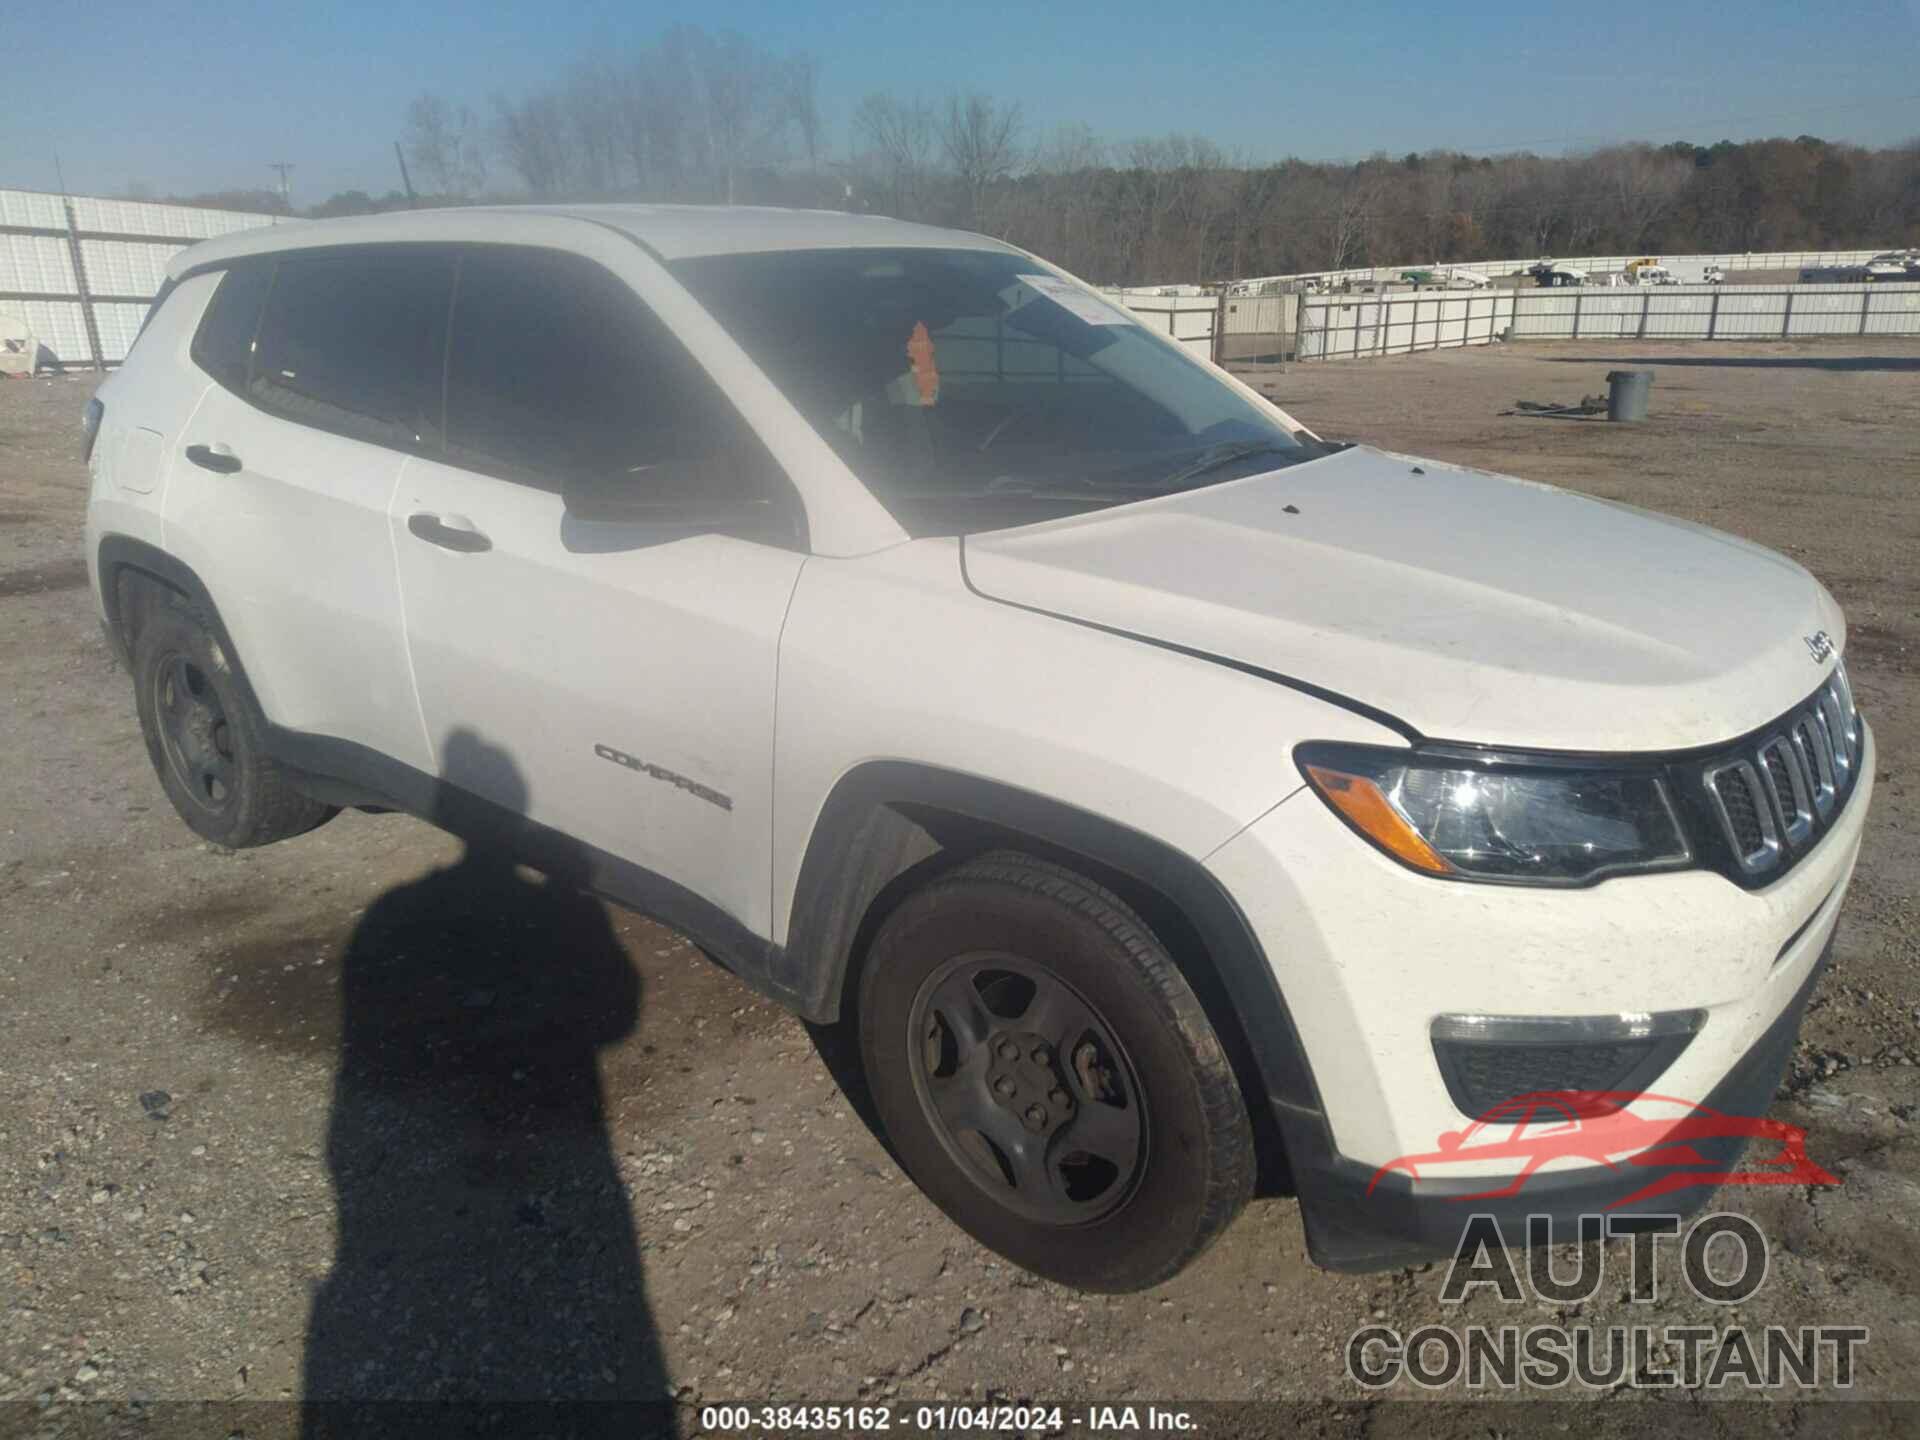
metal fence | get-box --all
[1228,247,1895,294]
[1297,283,1920,360]
[1101,292,1220,360]
[0,188,280,369]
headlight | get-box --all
[1296,742,1691,885]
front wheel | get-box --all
[858,852,1254,1291]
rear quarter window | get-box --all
[189,261,274,393]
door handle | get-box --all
[408,511,493,554]
[185,443,242,474]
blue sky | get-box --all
[4,0,1916,202]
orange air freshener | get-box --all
[906,321,939,406]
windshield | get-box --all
[670,247,1312,536]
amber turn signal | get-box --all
[1303,764,1455,876]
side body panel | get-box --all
[84,273,222,616]
[769,539,1397,954]
[390,455,804,935]
[163,377,428,771]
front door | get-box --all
[389,246,807,937]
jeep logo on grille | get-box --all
[1804,631,1835,664]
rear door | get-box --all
[166,250,453,772]
[389,245,807,934]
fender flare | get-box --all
[779,760,1334,1150]
[95,535,269,717]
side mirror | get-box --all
[561,461,773,531]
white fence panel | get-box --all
[0,188,283,367]
[1637,291,1716,339]
[1303,283,1920,359]
[1303,291,1515,358]
[77,238,179,297]
[1784,289,1872,337]
[1228,246,1899,293]
[90,302,153,361]
[1708,289,1784,338]
[5,299,90,361]
[1107,291,1219,360]
[1860,287,1920,335]
[67,195,274,240]
[0,190,68,229]
[2,232,76,293]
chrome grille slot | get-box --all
[1817,691,1853,780]
[1696,663,1862,881]
[1830,664,1860,756]
[1707,760,1777,871]
[1794,716,1836,817]
[1759,736,1813,845]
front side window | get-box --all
[250,252,453,450]
[671,247,1316,536]
[444,247,771,502]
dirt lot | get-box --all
[2,339,1917,1434]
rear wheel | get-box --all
[858,852,1254,1291]
[131,595,334,848]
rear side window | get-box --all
[444,247,764,497]
[250,252,453,450]
[190,262,274,393]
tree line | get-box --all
[136,24,1920,286]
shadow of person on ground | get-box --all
[302,730,669,1433]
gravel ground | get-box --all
[2,340,1917,1433]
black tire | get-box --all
[858,851,1254,1291]
[130,593,334,848]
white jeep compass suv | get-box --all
[84,207,1872,1291]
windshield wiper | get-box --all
[909,477,1162,504]
[1148,440,1304,492]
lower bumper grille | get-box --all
[1431,1009,1704,1118]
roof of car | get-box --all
[166,203,1011,278]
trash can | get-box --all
[1605,369,1653,422]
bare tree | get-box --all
[565,62,623,195]
[492,92,572,197]
[1321,170,1380,271]
[620,43,694,197]
[852,93,935,217]
[788,56,825,174]
[1594,144,1692,249]
[941,93,1022,230]
[687,28,793,204]
[404,93,486,198]
[451,43,1920,282]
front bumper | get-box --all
[1206,721,1872,1272]
[1291,933,1830,1270]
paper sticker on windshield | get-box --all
[1007,274,1130,326]
[906,321,939,406]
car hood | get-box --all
[961,446,1844,752]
